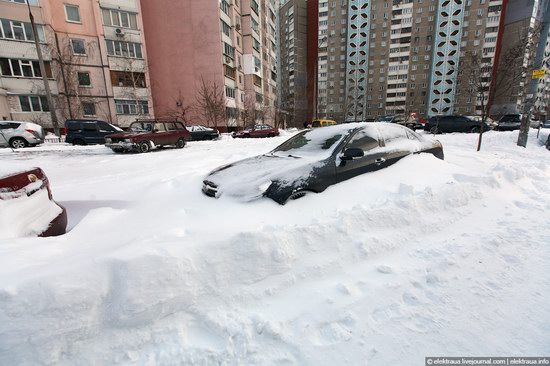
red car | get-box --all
[105,120,191,153]
[0,167,67,237]
[232,124,280,138]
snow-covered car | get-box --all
[232,124,279,138]
[203,123,444,204]
[0,166,67,238]
[188,125,220,140]
[105,120,191,153]
[0,121,45,149]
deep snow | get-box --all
[0,129,549,365]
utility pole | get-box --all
[26,0,60,135]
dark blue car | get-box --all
[65,119,122,145]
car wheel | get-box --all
[10,137,29,149]
[471,126,480,133]
[139,141,151,153]
[244,134,251,138]
[176,138,186,149]
[10,137,28,149]
[268,133,275,137]
[429,126,440,134]
[287,190,310,202]
[72,138,85,146]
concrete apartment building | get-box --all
[303,0,510,121]
[492,0,550,119]
[279,0,308,127]
[0,0,153,128]
[141,0,279,130]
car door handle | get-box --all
[375,157,386,165]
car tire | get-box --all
[244,134,251,138]
[72,139,85,146]
[268,133,275,137]
[287,190,310,203]
[10,137,28,149]
[471,126,480,133]
[176,138,186,149]
[139,141,151,153]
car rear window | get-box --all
[66,121,80,130]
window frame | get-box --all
[82,102,96,117]
[64,4,81,23]
[71,38,87,56]
[77,71,92,87]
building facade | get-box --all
[0,0,153,128]
[141,0,279,131]
[310,0,509,121]
[279,0,308,127]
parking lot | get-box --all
[1,129,549,365]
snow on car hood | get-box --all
[205,154,323,200]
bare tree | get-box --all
[165,88,192,124]
[461,23,539,150]
[194,77,226,128]
[240,92,257,129]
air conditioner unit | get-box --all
[255,67,260,72]
[235,23,241,31]
[225,56,232,64]
[238,64,242,70]
[115,28,124,37]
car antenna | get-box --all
[0,130,15,152]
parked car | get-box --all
[104,120,191,153]
[546,135,550,150]
[496,114,521,131]
[424,115,491,133]
[540,120,550,129]
[232,124,280,138]
[466,115,498,129]
[188,125,220,140]
[0,121,45,149]
[0,166,67,237]
[203,123,444,205]
[376,115,405,124]
[65,119,123,145]
[311,119,336,128]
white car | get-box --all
[0,121,45,149]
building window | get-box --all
[110,70,146,88]
[221,20,231,37]
[115,99,149,115]
[101,8,138,29]
[82,102,96,116]
[64,4,81,23]
[105,40,143,58]
[220,0,230,15]
[19,95,49,112]
[251,0,259,14]
[0,19,45,42]
[225,86,235,98]
[71,39,86,55]
[6,0,39,4]
[0,58,52,78]
[77,71,91,87]
[223,42,235,59]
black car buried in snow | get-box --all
[202,123,444,205]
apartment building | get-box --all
[310,0,509,121]
[492,0,550,119]
[279,0,308,127]
[0,0,59,124]
[0,0,152,128]
[141,0,279,130]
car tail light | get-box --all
[25,129,40,138]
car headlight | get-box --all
[258,181,272,194]
[105,138,112,143]
[124,138,131,143]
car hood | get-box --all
[105,131,149,138]
[204,154,323,200]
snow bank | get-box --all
[0,130,549,365]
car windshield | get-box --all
[129,122,154,132]
[270,125,358,158]
[376,116,394,122]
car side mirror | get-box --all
[342,147,364,160]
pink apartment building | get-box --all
[0,0,153,128]
[140,0,279,131]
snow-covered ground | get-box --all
[0,129,549,365]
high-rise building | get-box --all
[309,0,510,121]
[279,0,308,127]
[140,0,279,130]
[0,0,153,128]
[492,0,550,119]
